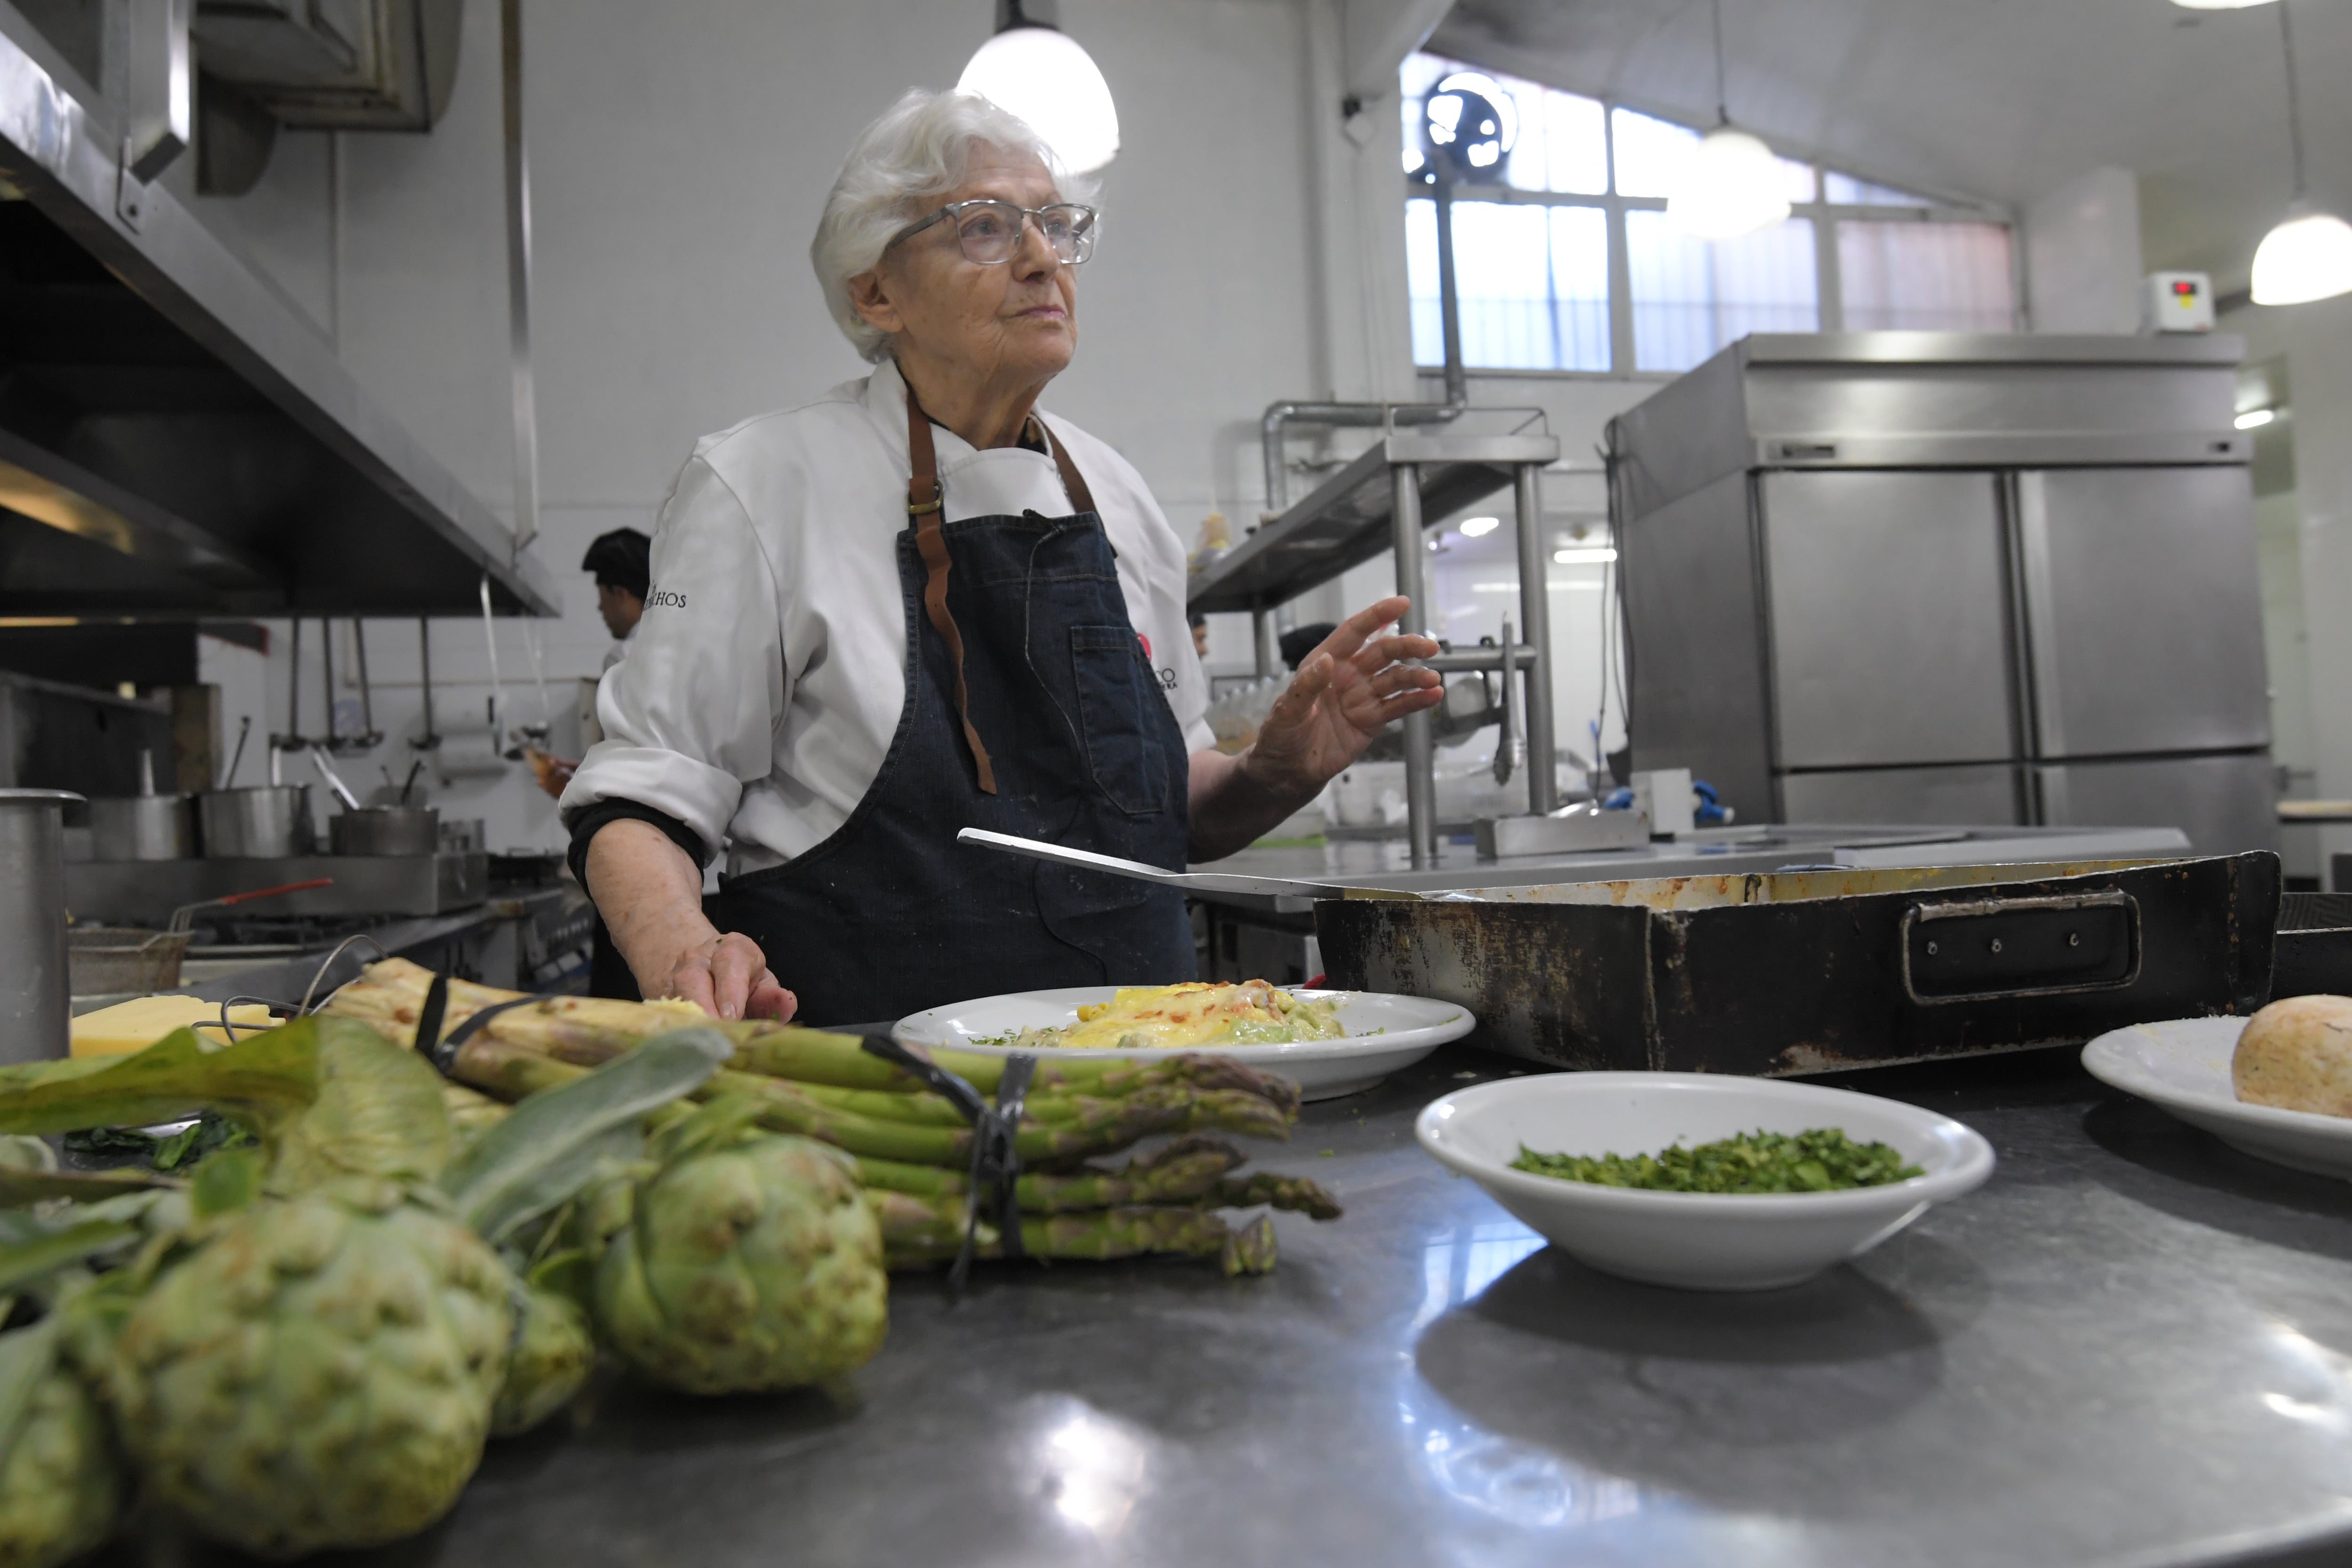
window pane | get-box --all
[1837,221,2015,331]
[1824,172,1934,207]
[1519,88,1608,196]
[1612,107,1812,201]
[1611,108,1699,197]
[1406,199,1611,371]
[1628,212,1820,372]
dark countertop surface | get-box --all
[245,1042,2352,1568]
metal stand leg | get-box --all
[1391,463,1436,869]
[1252,609,1277,680]
[1514,462,1559,814]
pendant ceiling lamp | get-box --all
[957,0,1120,174]
[1666,0,1789,241]
[2250,0,2352,304]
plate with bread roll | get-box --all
[2083,996,2352,1180]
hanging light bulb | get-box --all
[958,3,1120,174]
[1664,0,1789,241]
[2251,0,2352,305]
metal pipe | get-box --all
[1493,617,1521,788]
[352,619,381,747]
[1391,462,1436,869]
[501,0,541,555]
[1434,175,1468,407]
[1514,462,1559,812]
[1419,647,1535,673]
[413,618,441,752]
[1258,399,1464,516]
[319,615,336,747]
[1252,608,1276,680]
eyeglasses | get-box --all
[887,200,1099,266]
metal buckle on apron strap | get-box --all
[859,1032,1036,1294]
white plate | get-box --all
[892,986,1474,1101]
[1415,1073,1995,1291]
[2082,1016,2352,1180]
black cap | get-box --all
[581,528,652,601]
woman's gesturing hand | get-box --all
[586,819,797,1023]
[1243,596,1443,797]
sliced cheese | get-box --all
[70,996,277,1058]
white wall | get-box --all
[175,0,1336,853]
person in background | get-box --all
[581,526,653,670]
[532,526,660,1001]
[1189,611,1209,661]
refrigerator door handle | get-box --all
[2014,471,2066,759]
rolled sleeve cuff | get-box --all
[564,799,708,889]
[557,743,742,862]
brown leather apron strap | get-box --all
[905,389,997,795]
[1038,418,1098,518]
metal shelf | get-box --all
[1187,430,1559,615]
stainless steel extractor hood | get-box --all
[0,0,556,617]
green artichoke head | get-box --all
[0,1355,119,1568]
[491,1287,594,1438]
[106,1178,513,1559]
[593,1106,886,1397]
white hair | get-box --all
[811,89,1095,363]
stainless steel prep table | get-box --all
[338,1046,2352,1568]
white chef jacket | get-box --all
[561,360,1215,877]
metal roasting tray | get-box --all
[1315,854,2280,1076]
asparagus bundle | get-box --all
[326,960,1342,1274]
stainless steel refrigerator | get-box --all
[1612,333,2276,855]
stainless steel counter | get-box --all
[384,1046,2352,1568]
[1193,822,2194,915]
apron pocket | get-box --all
[1068,624,1170,816]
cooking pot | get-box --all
[89,793,194,860]
[198,786,316,859]
[329,805,440,857]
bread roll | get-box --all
[2233,995,2352,1115]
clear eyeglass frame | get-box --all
[888,199,1099,266]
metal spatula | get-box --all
[955,827,1398,901]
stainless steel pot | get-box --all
[198,786,316,859]
[329,805,440,857]
[89,793,194,860]
[0,789,80,1064]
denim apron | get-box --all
[715,384,1197,1025]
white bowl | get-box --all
[895,986,1474,1102]
[1414,1073,1996,1291]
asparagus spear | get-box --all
[854,1135,1249,1212]
[867,1192,1279,1276]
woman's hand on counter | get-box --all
[583,818,795,1022]
[1186,596,1441,860]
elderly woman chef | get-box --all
[562,89,1443,1025]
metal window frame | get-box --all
[1401,95,2020,377]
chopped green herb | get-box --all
[1510,1128,1923,1194]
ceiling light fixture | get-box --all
[2251,0,2352,305]
[1457,516,1502,537]
[958,0,1120,174]
[1554,547,1619,565]
[2171,0,2276,9]
[2235,408,2278,428]
[1666,0,1789,240]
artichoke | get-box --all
[491,1288,594,1438]
[593,1113,887,1396]
[106,1178,513,1559]
[0,1363,118,1568]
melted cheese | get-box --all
[1032,981,1344,1051]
